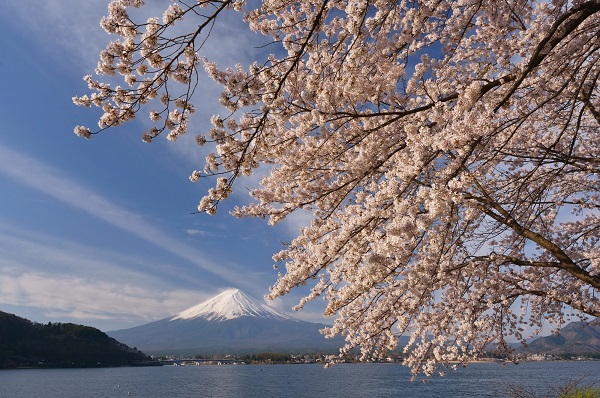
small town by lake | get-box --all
[1,361,598,397]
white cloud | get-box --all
[185,228,223,237]
[0,270,207,326]
[0,224,213,325]
[278,209,314,236]
[0,143,258,289]
[267,294,331,325]
[3,1,108,69]
[0,220,325,329]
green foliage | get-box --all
[0,310,148,368]
[505,378,600,398]
[559,386,600,398]
[240,352,292,363]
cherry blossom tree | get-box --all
[74,0,600,377]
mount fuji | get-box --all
[107,289,344,355]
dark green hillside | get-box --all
[0,310,150,368]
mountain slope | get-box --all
[0,310,148,368]
[526,320,600,354]
[108,289,344,355]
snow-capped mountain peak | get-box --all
[171,288,295,322]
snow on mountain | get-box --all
[171,288,295,322]
[107,288,345,355]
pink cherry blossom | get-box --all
[74,0,600,378]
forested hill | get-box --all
[0,310,150,368]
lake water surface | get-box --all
[1,361,598,397]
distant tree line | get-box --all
[0,311,148,368]
[240,353,293,364]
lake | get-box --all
[1,361,598,397]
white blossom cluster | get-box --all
[73,0,205,142]
[77,0,600,378]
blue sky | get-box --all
[0,0,322,331]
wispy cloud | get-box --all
[0,143,257,289]
[3,1,108,69]
[185,228,223,238]
[0,222,216,319]
[0,224,311,328]
[0,270,209,328]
